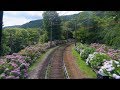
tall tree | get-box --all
[61,21,74,41]
[0,11,3,56]
[42,11,61,41]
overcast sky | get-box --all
[3,11,82,27]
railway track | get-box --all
[45,44,70,79]
[38,44,70,79]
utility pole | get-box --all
[50,21,52,46]
[67,28,68,42]
[73,19,77,46]
[66,28,69,42]
[49,15,60,47]
[75,20,77,46]
[50,20,52,47]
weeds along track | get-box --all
[38,44,70,79]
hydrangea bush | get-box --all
[0,40,67,79]
[19,43,50,65]
[0,53,29,79]
[86,52,110,70]
[75,43,120,79]
[19,41,66,65]
[75,43,87,53]
[80,47,95,60]
[90,43,120,60]
[98,60,120,79]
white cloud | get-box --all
[4,11,43,17]
[3,11,82,26]
[58,11,82,16]
[3,16,30,26]
[3,11,42,26]
[25,11,43,16]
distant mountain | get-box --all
[20,19,43,29]
[3,25,21,29]
[4,12,80,29]
[4,19,43,29]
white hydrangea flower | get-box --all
[86,52,106,64]
[117,65,120,67]
[113,74,120,79]
[101,60,115,71]
[103,61,112,66]
[86,52,100,65]
[86,54,94,65]
[80,49,84,56]
[98,68,107,76]
[98,60,120,78]
[106,67,115,72]
[77,47,79,50]
[114,61,119,64]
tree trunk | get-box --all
[0,11,3,56]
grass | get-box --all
[72,46,97,78]
[28,52,45,72]
[28,47,58,72]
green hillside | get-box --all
[20,19,43,28]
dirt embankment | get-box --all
[63,44,87,79]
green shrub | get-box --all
[75,43,88,53]
[86,52,111,70]
[80,47,95,60]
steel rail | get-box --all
[44,44,70,79]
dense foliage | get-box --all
[3,11,120,49]
[3,11,120,50]
[80,47,95,60]
[74,11,120,49]
[42,11,61,41]
[1,28,46,56]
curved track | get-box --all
[38,44,70,79]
